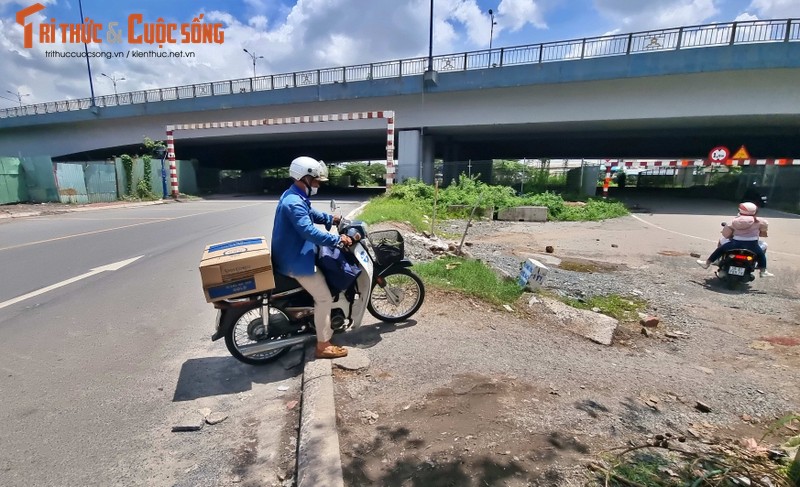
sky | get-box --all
[0,0,798,107]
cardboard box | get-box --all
[200,237,275,302]
[517,258,549,290]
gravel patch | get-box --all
[335,217,800,485]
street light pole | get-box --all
[487,8,498,67]
[101,73,125,95]
[77,0,96,106]
[427,0,434,72]
[4,90,30,107]
[243,48,263,78]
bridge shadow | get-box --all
[172,346,304,401]
[615,191,799,219]
[201,187,385,200]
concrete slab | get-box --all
[497,206,548,222]
[332,347,370,371]
[539,298,619,346]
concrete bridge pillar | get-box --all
[397,129,421,183]
[421,134,435,185]
[397,129,436,184]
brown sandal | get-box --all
[315,345,348,359]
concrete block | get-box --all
[543,298,619,346]
[497,206,548,222]
[517,258,549,290]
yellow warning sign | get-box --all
[732,145,751,160]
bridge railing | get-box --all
[2,18,798,119]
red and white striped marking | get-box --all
[617,159,800,169]
[166,111,397,190]
[166,130,178,199]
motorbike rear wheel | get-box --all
[222,305,291,365]
[367,269,425,323]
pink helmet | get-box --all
[738,202,758,216]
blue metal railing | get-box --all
[1,18,797,119]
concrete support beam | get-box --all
[422,135,435,184]
[397,129,422,184]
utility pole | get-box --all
[243,49,263,78]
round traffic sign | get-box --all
[709,146,730,162]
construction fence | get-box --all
[0,156,199,205]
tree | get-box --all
[343,163,374,187]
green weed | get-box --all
[414,257,524,305]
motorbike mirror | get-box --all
[330,199,337,212]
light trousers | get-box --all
[293,270,334,343]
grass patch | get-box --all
[562,294,647,321]
[414,257,524,305]
[357,177,630,230]
[358,197,428,233]
[607,452,678,486]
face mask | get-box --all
[309,186,318,196]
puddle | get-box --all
[558,258,622,273]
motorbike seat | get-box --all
[273,273,303,293]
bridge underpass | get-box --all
[52,114,800,170]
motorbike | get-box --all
[210,201,425,365]
[742,183,768,208]
[714,222,758,289]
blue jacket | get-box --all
[271,184,341,277]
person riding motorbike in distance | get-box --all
[271,156,353,359]
[697,202,773,278]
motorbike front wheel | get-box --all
[367,269,425,323]
[221,306,291,365]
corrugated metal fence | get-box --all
[0,158,29,204]
[1,157,199,205]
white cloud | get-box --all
[498,0,547,31]
[248,15,268,29]
[593,0,719,29]
[0,0,56,8]
[0,0,554,107]
[747,0,800,18]
[735,12,759,21]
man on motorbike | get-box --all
[272,156,353,359]
[696,202,774,277]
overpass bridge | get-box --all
[1,18,799,184]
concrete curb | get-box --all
[0,200,169,220]
[297,343,344,487]
[345,201,369,220]
[294,199,366,486]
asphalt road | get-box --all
[0,196,362,487]
[617,195,800,267]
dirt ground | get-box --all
[333,215,800,486]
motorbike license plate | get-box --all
[728,266,746,276]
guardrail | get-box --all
[1,18,797,119]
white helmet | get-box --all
[289,156,328,182]
[738,202,758,216]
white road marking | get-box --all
[0,203,263,252]
[0,256,143,310]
